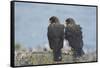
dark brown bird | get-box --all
[65,18,84,58]
[47,16,64,61]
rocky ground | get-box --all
[15,49,97,66]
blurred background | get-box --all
[15,2,96,53]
